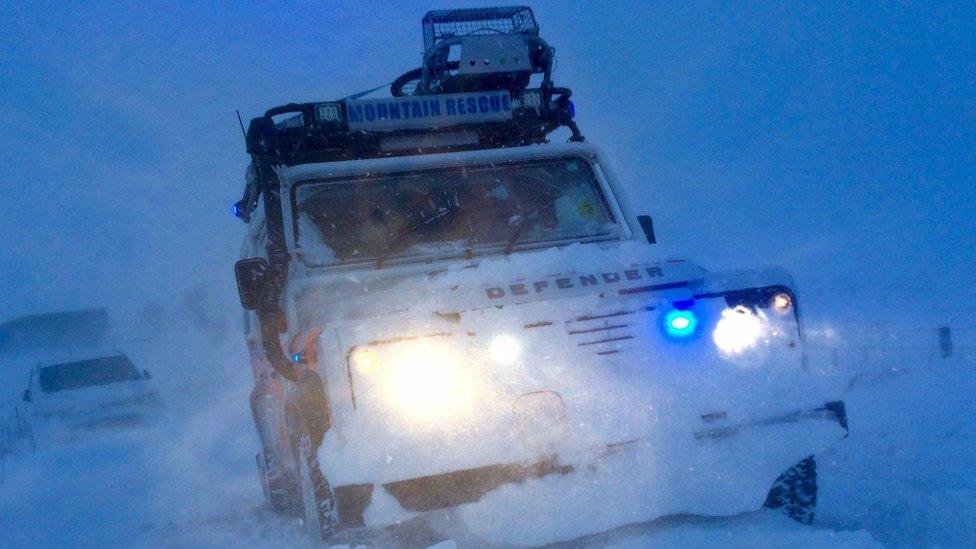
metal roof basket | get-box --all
[422,6,539,53]
[234,5,583,222]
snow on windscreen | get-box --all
[293,158,620,266]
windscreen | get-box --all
[38,356,141,393]
[293,158,620,266]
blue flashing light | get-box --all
[291,353,303,363]
[231,202,243,218]
[663,309,698,339]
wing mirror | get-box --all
[235,258,269,311]
[637,215,656,244]
[22,389,32,402]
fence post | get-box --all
[939,326,953,359]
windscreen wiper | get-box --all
[375,206,456,268]
[502,189,566,254]
[464,178,566,255]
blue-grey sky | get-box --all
[1,1,973,327]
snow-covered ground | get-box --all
[817,353,976,547]
[1,319,972,548]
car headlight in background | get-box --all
[712,305,764,355]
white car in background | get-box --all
[21,354,162,436]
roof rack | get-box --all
[242,86,579,168]
[234,6,583,222]
[422,6,539,53]
[412,6,553,97]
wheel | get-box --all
[391,67,423,97]
[250,388,300,515]
[258,448,301,515]
[390,61,461,96]
[764,456,817,524]
[293,418,340,541]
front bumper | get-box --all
[693,400,848,440]
[33,398,162,435]
[72,412,147,431]
[333,400,847,543]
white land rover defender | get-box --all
[232,7,847,546]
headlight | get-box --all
[488,334,521,364]
[771,292,793,314]
[385,345,456,410]
[350,346,381,374]
[712,306,763,355]
[366,339,473,421]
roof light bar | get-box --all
[315,103,342,123]
[305,88,555,133]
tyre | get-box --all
[293,417,340,542]
[764,456,817,525]
[391,67,423,97]
[259,448,301,515]
[250,389,300,515]
[390,61,461,97]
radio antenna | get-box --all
[236,110,247,141]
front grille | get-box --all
[561,307,653,357]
